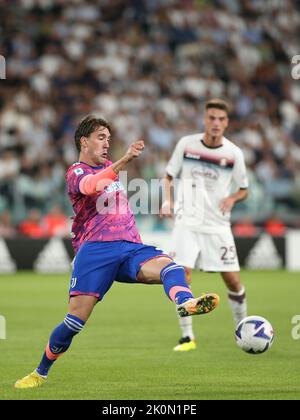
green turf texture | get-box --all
[0,271,299,400]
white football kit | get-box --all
[166,133,249,272]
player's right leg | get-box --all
[115,240,219,320]
[14,295,97,389]
[137,256,219,316]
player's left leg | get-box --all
[15,295,98,389]
[221,271,247,325]
[137,257,219,317]
[15,241,119,389]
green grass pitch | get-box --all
[0,271,299,400]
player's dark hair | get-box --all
[205,99,231,116]
[74,115,112,152]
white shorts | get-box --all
[170,225,240,272]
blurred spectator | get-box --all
[0,0,299,232]
[0,150,20,207]
[264,215,287,237]
[148,112,174,151]
[0,210,17,238]
[43,205,69,238]
[19,209,46,239]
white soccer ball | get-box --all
[235,316,274,354]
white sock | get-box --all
[228,286,247,325]
[177,310,195,340]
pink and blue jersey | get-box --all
[66,161,142,254]
[66,161,187,305]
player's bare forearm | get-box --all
[220,189,248,214]
[160,174,174,218]
[111,140,145,174]
[164,174,174,204]
[230,188,248,204]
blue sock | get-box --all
[160,262,194,305]
[36,314,85,377]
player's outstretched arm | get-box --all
[79,141,145,195]
[110,141,145,174]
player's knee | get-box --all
[184,267,192,284]
[138,256,174,283]
[69,295,97,322]
[157,256,175,270]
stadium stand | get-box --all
[0,0,300,236]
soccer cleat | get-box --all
[177,293,219,317]
[14,370,46,389]
[173,336,197,352]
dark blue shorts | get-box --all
[70,241,168,301]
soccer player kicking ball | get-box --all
[161,99,249,352]
[15,116,219,389]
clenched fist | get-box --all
[125,141,145,162]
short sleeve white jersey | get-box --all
[166,133,249,233]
